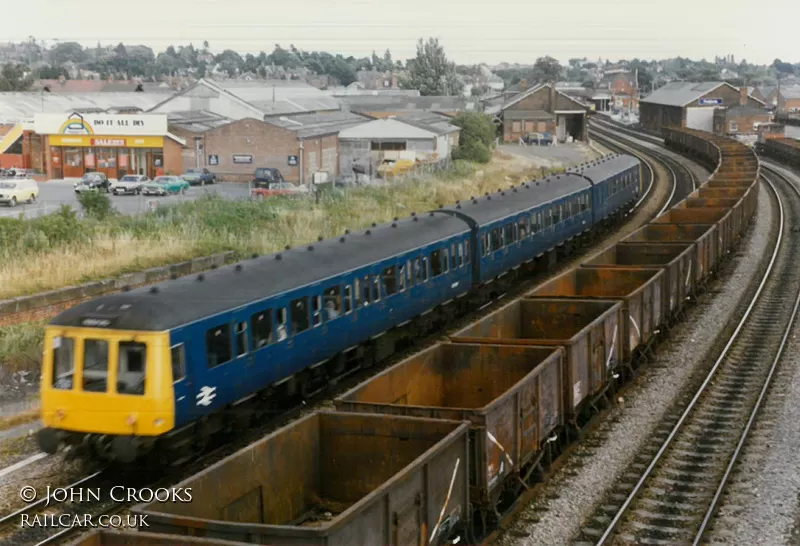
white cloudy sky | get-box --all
[6,0,798,65]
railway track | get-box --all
[589,121,697,209]
[576,167,800,545]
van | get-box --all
[0,178,39,207]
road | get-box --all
[0,180,253,219]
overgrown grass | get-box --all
[0,154,554,300]
[0,321,45,373]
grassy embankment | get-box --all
[0,153,551,420]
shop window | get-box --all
[291,297,310,333]
[118,341,146,395]
[251,309,273,349]
[171,344,185,382]
[206,324,232,368]
[52,336,75,390]
[82,339,109,392]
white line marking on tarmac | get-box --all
[0,453,48,480]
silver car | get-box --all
[113,175,149,195]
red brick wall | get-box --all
[163,138,184,175]
[0,154,23,168]
[204,118,302,183]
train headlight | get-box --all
[153,419,164,427]
[126,414,138,426]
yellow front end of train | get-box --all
[38,325,175,459]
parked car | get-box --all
[252,167,285,185]
[251,181,311,199]
[181,168,216,186]
[74,172,111,193]
[112,175,149,195]
[141,176,190,196]
[522,132,553,145]
[376,158,415,179]
[0,179,39,207]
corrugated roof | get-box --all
[265,111,371,139]
[339,95,478,113]
[167,110,232,133]
[781,86,800,99]
[338,118,438,140]
[640,81,726,107]
[215,80,341,114]
[0,92,168,123]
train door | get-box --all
[169,335,195,425]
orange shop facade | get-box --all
[33,113,185,179]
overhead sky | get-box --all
[5,0,797,66]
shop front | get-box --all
[34,113,183,180]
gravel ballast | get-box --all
[706,163,800,546]
[495,183,775,546]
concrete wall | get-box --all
[0,251,236,327]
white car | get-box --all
[0,178,39,207]
[112,175,149,195]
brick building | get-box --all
[500,83,589,142]
[768,86,800,113]
[170,111,369,183]
[605,72,638,111]
[713,87,772,136]
[640,82,765,133]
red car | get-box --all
[251,181,311,199]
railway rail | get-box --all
[578,166,800,545]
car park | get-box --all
[112,174,149,195]
[141,176,190,196]
[74,172,111,193]
[0,178,39,207]
[181,168,216,186]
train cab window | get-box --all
[235,322,249,356]
[311,296,323,327]
[276,308,288,341]
[450,244,458,270]
[383,265,398,295]
[291,297,310,333]
[118,341,147,395]
[344,285,353,314]
[170,344,185,382]
[206,324,232,369]
[421,257,429,282]
[251,310,274,349]
[398,264,406,292]
[82,339,109,392]
[52,336,75,390]
[430,249,443,277]
[324,287,342,319]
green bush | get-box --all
[453,140,492,163]
[78,190,116,220]
[0,205,88,255]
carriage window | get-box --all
[276,308,288,341]
[311,295,323,327]
[324,286,342,319]
[344,285,353,314]
[354,278,362,307]
[383,265,398,295]
[170,344,185,382]
[371,276,380,301]
[415,258,422,283]
[398,264,406,291]
[235,322,248,356]
[465,242,471,263]
[490,228,502,251]
[451,244,458,269]
[443,248,450,273]
[252,309,273,349]
[421,257,429,281]
[519,217,528,238]
[407,259,414,287]
[206,324,232,368]
[363,276,372,304]
[457,243,464,267]
[504,223,514,244]
[430,249,443,277]
[118,341,147,395]
[291,297,310,334]
[481,233,489,256]
[82,339,109,392]
[52,336,75,390]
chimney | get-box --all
[739,86,748,106]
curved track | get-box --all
[579,167,800,545]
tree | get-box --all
[0,64,32,91]
[383,49,393,71]
[330,57,357,85]
[451,112,495,164]
[531,56,562,84]
[400,37,463,96]
[49,42,87,65]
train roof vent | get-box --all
[210,264,218,270]
[196,274,205,282]
[307,245,314,251]
[439,204,444,209]
[275,254,282,260]
[394,216,399,221]
[366,229,372,235]
[371,222,377,227]
[251,253,259,259]
[429,212,435,217]
[414,216,419,221]
[392,222,398,227]
[340,237,346,242]
[235,264,243,272]
[317,236,323,242]
[285,245,291,250]
[149,286,159,294]
[170,273,178,280]
[122,285,131,292]
[456,205,461,209]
